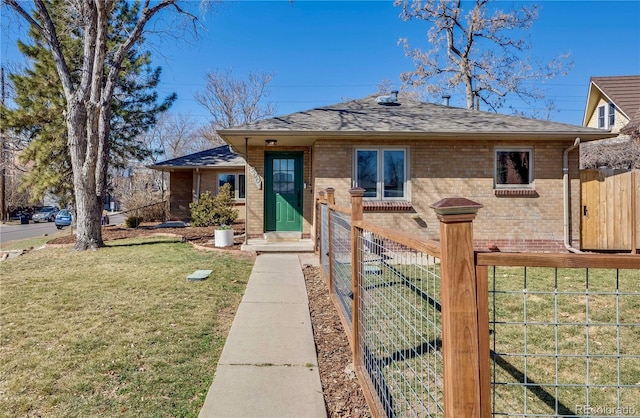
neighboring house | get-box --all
[581,75,640,170]
[148,145,246,220]
[218,95,615,252]
[580,75,640,252]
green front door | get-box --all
[265,152,303,232]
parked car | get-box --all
[55,209,72,229]
[32,206,59,223]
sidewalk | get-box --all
[198,253,327,418]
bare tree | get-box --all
[2,0,202,250]
[195,68,276,133]
[375,79,425,102]
[140,112,209,163]
[395,0,571,112]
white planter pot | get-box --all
[214,229,234,247]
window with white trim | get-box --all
[354,148,407,200]
[218,173,245,200]
[597,104,616,129]
[608,103,615,128]
[598,105,606,128]
[495,149,533,189]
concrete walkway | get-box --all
[199,253,327,418]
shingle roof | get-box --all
[591,75,640,119]
[221,95,613,139]
[148,145,244,170]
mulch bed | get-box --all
[303,264,371,417]
[47,221,246,250]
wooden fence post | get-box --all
[350,188,365,359]
[316,191,325,254]
[430,197,486,418]
[632,170,637,254]
[325,188,335,290]
[326,187,335,205]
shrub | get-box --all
[125,216,143,228]
[119,190,167,222]
[190,184,238,227]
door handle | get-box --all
[583,205,588,217]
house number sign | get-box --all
[249,165,262,190]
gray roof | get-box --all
[148,145,244,170]
[220,96,615,141]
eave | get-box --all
[220,129,618,155]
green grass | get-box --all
[490,266,640,416]
[0,229,71,251]
[351,260,640,417]
[0,237,254,417]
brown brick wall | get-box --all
[312,138,582,252]
[168,171,192,220]
[168,168,246,221]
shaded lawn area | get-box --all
[0,237,254,417]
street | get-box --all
[0,212,125,244]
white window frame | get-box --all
[218,173,245,201]
[597,104,616,129]
[608,103,615,128]
[494,148,534,189]
[597,105,606,129]
[353,147,408,200]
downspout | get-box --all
[196,168,201,201]
[563,138,583,253]
[244,137,249,245]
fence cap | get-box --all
[348,187,366,197]
[430,197,483,216]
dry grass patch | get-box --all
[0,237,254,417]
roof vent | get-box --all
[376,90,399,106]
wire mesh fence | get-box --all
[488,265,640,418]
[355,228,444,418]
[330,210,354,326]
[320,203,329,279]
[317,192,640,418]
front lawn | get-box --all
[0,237,254,417]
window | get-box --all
[495,149,533,189]
[597,104,615,129]
[354,148,407,200]
[608,103,615,128]
[218,173,245,200]
[598,105,606,128]
[272,158,295,194]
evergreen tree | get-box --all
[3,0,175,208]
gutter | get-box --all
[563,138,583,253]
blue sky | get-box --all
[2,0,640,127]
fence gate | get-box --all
[581,169,639,252]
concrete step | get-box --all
[264,231,302,241]
[241,239,314,253]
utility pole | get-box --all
[1,66,6,223]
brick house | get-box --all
[148,145,246,220]
[216,95,615,252]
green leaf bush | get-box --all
[190,184,238,227]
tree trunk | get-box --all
[67,99,104,250]
[464,71,474,110]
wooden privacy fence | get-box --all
[316,187,640,418]
[581,169,639,253]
